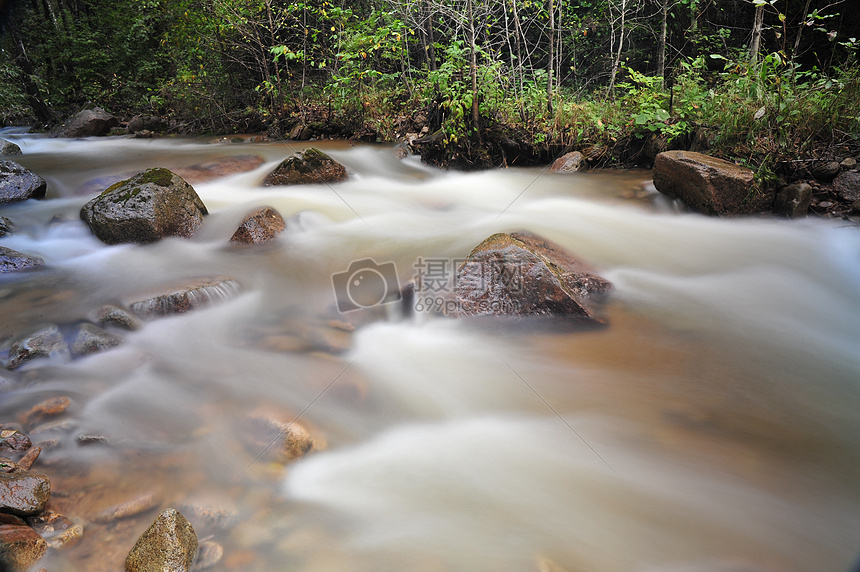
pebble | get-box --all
[195,540,224,569]
[93,491,160,523]
[0,431,31,454]
[17,447,41,470]
[45,522,83,549]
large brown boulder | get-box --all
[56,107,119,138]
[0,472,51,516]
[0,161,47,204]
[0,524,48,572]
[549,151,586,173]
[262,148,348,186]
[652,151,772,215]
[80,168,208,244]
[454,232,612,323]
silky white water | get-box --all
[1,130,859,571]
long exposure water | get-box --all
[1,129,859,571]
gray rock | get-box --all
[56,107,119,138]
[832,171,860,202]
[3,325,69,370]
[0,246,44,273]
[230,206,285,245]
[126,277,241,318]
[812,161,841,181]
[0,217,13,237]
[125,508,198,572]
[262,148,348,186]
[0,524,48,571]
[852,199,860,214]
[549,151,586,173]
[773,183,812,218]
[71,323,123,357]
[80,168,208,244]
[0,161,47,204]
[128,115,167,134]
[0,472,51,516]
[841,157,857,170]
[653,151,771,215]
[0,139,21,156]
[92,305,141,331]
[455,232,612,323]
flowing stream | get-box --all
[1,129,859,572]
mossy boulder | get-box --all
[80,168,208,244]
[262,148,348,186]
[454,232,612,323]
[0,161,47,205]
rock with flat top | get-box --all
[2,325,69,370]
[0,161,46,204]
[56,107,119,138]
[653,150,772,215]
[262,148,348,186]
[126,277,241,318]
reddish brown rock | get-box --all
[241,412,315,463]
[652,150,772,215]
[549,151,586,173]
[0,524,48,571]
[23,396,71,427]
[262,148,348,186]
[0,472,51,516]
[454,232,612,323]
[230,206,286,245]
[94,491,159,523]
[0,431,31,455]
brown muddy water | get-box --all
[1,129,859,572]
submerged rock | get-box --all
[652,150,771,215]
[174,154,265,184]
[0,523,47,571]
[71,323,123,357]
[125,508,198,572]
[0,472,51,516]
[230,206,285,245]
[0,139,21,156]
[55,107,119,138]
[0,161,47,204]
[549,151,586,173]
[126,276,241,318]
[3,325,70,370]
[94,491,160,523]
[241,412,315,463]
[23,396,71,427]
[92,304,141,331]
[194,540,224,570]
[0,246,44,273]
[80,168,208,244]
[454,232,612,323]
[262,148,348,186]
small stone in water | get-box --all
[0,431,31,454]
[125,508,198,572]
[195,540,224,569]
[23,396,71,427]
[93,305,141,331]
[17,446,41,470]
[45,522,83,549]
[71,323,123,357]
[94,491,160,523]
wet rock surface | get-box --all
[126,277,242,318]
[0,472,50,516]
[241,411,315,463]
[0,161,47,204]
[2,325,70,370]
[549,151,586,173]
[71,323,123,357]
[773,183,812,218]
[94,491,160,523]
[125,508,198,572]
[653,150,771,215]
[80,168,208,244]
[454,232,612,323]
[230,206,286,245]
[0,139,22,156]
[0,246,44,273]
[262,148,348,186]
[0,523,47,571]
[55,107,119,138]
[0,431,31,455]
[92,305,141,331]
[0,217,12,237]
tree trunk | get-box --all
[658,0,667,88]
[467,0,481,140]
[749,4,764,65]
[608,0,627,95]
[547,0,554,114]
